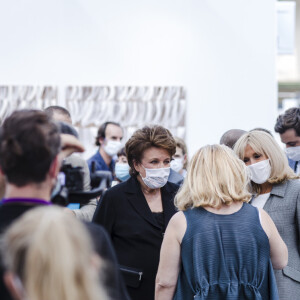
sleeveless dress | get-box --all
[173,203,279,300]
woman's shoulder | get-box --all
[105,177,136,194]
[286,178,300,187]
[272,179,300,201]
[281,178,300,193]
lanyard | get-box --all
[1,198,52,206]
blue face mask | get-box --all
[115,163,130,182]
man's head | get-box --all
[250,127,273,137]
[0,110,61,186]
[95,122,123,157]
[44,106,72,124]
[220,129,247,149]
[275,107,300,148]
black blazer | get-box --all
[93,176,179,300]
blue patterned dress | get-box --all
[174,203,279,300]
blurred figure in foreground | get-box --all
[0,109,129,300]
[1,206,108,300]
[156,144,287,300]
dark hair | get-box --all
[0,110,61,186]
[125,125,176,176]
[117,147,126,157]
[274,107,300,136]
[95,121,122,146]
[44,106,72,122]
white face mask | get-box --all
[286,146,300,162]
[247,159,271,184]
[170,158,183,173]
[103,140,122,157]
[140,165,170,189]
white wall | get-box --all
[0,0,277,155]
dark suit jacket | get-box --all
[92,176,179,300]
[0,201,130,300]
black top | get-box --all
[0,200,130,300]
[152,211,165,232]
[92,176,179,300]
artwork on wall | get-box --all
[0,85,186,158]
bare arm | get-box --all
[155,211,186,300]
[259,208,288,269]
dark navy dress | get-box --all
[174,203,279,300]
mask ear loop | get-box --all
[140,164,148,179]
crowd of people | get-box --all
[0,106,299,300]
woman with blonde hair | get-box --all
[155,144,287,300]
[234,130,300,300]
[1,206,108,300]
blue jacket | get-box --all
[288,158,299,173]
[87,151,115,175]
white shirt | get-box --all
[251,192,271,209]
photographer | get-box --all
[45,105,97,221]
[0,109,129,300]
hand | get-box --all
[59,134,85,161]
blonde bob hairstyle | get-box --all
[175,144,251,210]
[234,130,298,193]
[1,206,108,300]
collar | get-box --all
[270,180,288,198]
[1,198,52,206]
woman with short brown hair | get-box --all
[93,125,179,300]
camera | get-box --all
[51,162,112,207]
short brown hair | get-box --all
[0,110,60,186]
[274,107,300,136]
[125,125,176,176]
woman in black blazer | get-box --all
[93,125,180,300]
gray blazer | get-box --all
[263,179,300,300]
